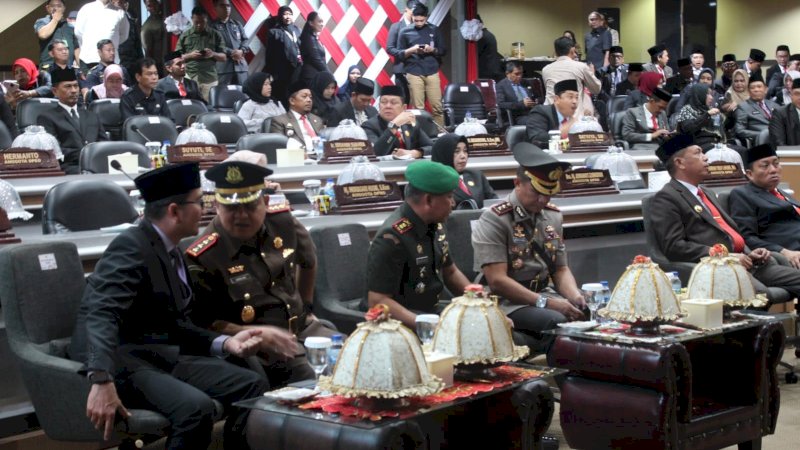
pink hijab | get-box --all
[91,64,128,99]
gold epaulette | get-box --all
[392,217,413,234]
[545,202,560,212]
[186,233,219,257]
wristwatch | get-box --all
[536,294,549,309]
[387,121,398,130]
[87,371,113,385]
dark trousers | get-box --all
[751,258,800,300]
[508,306,566,356]
[117,354,267,450]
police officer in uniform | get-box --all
[472,143,585,354]
[186,161,336,386]
[366,160,472,329]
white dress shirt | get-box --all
[75,0,129,65]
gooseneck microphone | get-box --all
[130,124,154,143]
[110,160,137,181]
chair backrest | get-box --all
[473,79,498,112]
[235,133,288,165]
[611,112,626,142]
[166,98,209,128]
[122,115,178,145]
[445,209,484,281]
[195,112,249,144]
[414,109,441,139]
[505,125,527,150]
[607,95,628,116]
[442,83,487,127]
[42,179,139,234]
[310,222,370,306]
[233,99,245,114]
[525,77,545,104]
[0,120,12,149]
[666,96,681,119]
[16,98,59,130]
[259,117,274,133]
[209,85,248,112]
[88,99,122,139]
[717,191,731,213]
[79,141,150,174]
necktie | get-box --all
[394,128,405,149]
[70,108,78,120]
[697,189,745,252]
[169,248,192,309]
[759,101,771,119]
[458,176,472,195]
[178,80,187,97]
[560,117,569,138]
[651,114,658,131]
[300,115,317,138]
[770,189,800,215]
[514,84,526,101]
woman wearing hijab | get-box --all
[4,58,52,110]
[237,72,286,133]
[337,65,362,102]
[773,70,800,106]
[310,71,341,123]
[299,11,330,86]
[720,69,749,139]
[674,68,718,111]
[431,133,497,209]
[623,72,663,109]
[263,6,302,107]
[86,64,128,104]
[675,83,725,150]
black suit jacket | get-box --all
[454,169,498,209]
[386,20,410,74]
[651,179,745,263]
[70,220,219,375]
[325,100,377,127]
[476,28,502,80]
[265,25,301,82]
[37,105,107,173]
[496,78,534,123]
[362,115,432,156]
[525,104,559,147]
[729,182,800,252]
[769,103,800,146]
[155,76,204,102]
[299,29,328,84]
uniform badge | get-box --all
[513,224,525,238]
[392,218,413,234]
[415,282,426,294]
[437,223,443,230]
[227,265,244,274]
[545,202,560,212]
[512,258,524,269]
[694,205,703,213]
[226,165,244,184]
[417,244,423,254]
[545,225,557,240]
[241,305,256,323]
[467,180,475,186]
[274,237,283,249]
[491,202,513,216]
[282,248,295,258]
[514,206,526,218]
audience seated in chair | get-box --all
[620,87,671,150]
[325,77,377,127]
[86,64,127,104]
[269,81,323,152]
[83,39,133,94]
[734,78,777,144]
[5,58,53,111]
[526,79,579,148]
[769,78,800,146]
[156,51,203,102]
[361,85,431,158]
[496,61,536,126]
[237,72,285,133]
[121,57,172,122]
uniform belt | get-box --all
[258,304,307,335]
[522,276,549,293]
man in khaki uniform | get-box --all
[472,142,585,354]
[186,161,335,386]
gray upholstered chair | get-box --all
[78,141,150,174]
[505,125,526,151]
[41,179,139,234]
[235,133,288,165]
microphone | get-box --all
[110,160,136,182]
[130,124,154,143]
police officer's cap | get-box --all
[205,161,274,205]
[405,160,459,194]
[135,162,201,203]
[655,133,694,163]
[512,142,571,196]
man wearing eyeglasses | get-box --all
[186,161,337,388]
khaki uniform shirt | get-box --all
[472,191,567,314]
[176,27,225,83]
[367,202,453,313]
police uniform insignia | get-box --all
[415,282,426,293]
[491,202,512,216]
[545,225,557,240]
[227,265,244,274]
[241,305,256,323]
[513,224,525,238]
[545,202,561,211]
[548,167,564,181]
[186,233,219,257]
[267,202,291,214]
[273,237,283,249]
[437,223,443,230]
[514,206,526,218]
[393,218,413,234]
[282,248,295,258]
[512,258,524,269]
[226,165,244,184]
[694,205,703,213]
[467,180,475,186]
[417,244,423,254]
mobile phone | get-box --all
[3,80,19,95]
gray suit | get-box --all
[729,182,800,252]
[734,99,778,142]
[269,111,323,150]
[620,105,669,149]
[642,62,673,80]
[210,19,250,85]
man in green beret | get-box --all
[367,160,472,328]
[472,143,585,355]
[186,161,337,386]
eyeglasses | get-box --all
[178,198,204,207]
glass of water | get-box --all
[304,337,332,386]
[582,283,604,323]
[415,314,439,352]
[302,179,322,217]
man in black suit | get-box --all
[743,48,766,83]
[614,62,643,96]
[155,51,203,102]
[326,77,377,126]
[69,162,267,449]
[714,54,738,96]
[664,57,693,95]
[526,79,579,148]
[650,134,800,299]
[362,84,431,158]
[496,61,536,125]
[765,45,790,97]
[37,67,107,174]
[476,15,502,81]
[269,81,323,151]
[730,144,800,268]
[121,57,172,121]
[598,45,627,98]
[769,78,800,146]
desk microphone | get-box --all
[130,124,154,143]
[110,160,136,182]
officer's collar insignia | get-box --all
[545,202,560,211]
[491,201,512,216]
[186,233,219,258]
[273,236,283,249]
[393,217,414,234]
[227,265,245,274]
[514,205,527,219]
[282,248,295,258]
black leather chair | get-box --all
[442,83,488,129]
[235,133,288,165]
[195,112,248,149]
[233,99,245,114]
[414,109,441,140]
[88,98,123,140]
[309,223,369,334]
[606,95,628,116]
[42,179,139,234]
[259,117,274,134]
[505,125,527,150]
[78,141,150,174]
[445,209,483,282]
[122,115,178,146]
[610,112,630,149]
[666,95,681,126]
[0,120,13,149]
[209,85,248,112]
[15,97,59,130]
[166,98,209,128]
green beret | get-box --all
[405,160,459,194]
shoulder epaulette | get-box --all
[266,201,292,214]
[392,217,413,234]
[186,233,219,258]
[492,202,513,216]
[545,202,560,212]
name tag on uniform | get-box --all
[416,256,429,266]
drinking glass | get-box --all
[302,179,322,217]
[582,283,604,323]
[415,314,439,352]
[304,337,332,386]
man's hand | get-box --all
[734,253,753,270]
[548,296,585,321]
[523,97,535,108]
[253,326,297,361]
[394,149,423,159]
[184,50,202,60]
[231,49,244,62]
[568,294,586,310]
[223,328,263,358]
[392,111,416,127]
[423,44,435,54]
[52,8,64,22]
[202,48,214,59]
[86,382,130,441]
[653,129,671,138]
[708,107,721,116]
[780,248,800,269]
[748,248,770,264]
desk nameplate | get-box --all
[0,148,64,178]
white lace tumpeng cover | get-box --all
[599,256,683,322]
[686,244,767,308]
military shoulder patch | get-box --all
[266,201,291,214]
[186,233,219,258]
[545,202,560,212]
[492,202,513,216]
[392,218,413,234]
